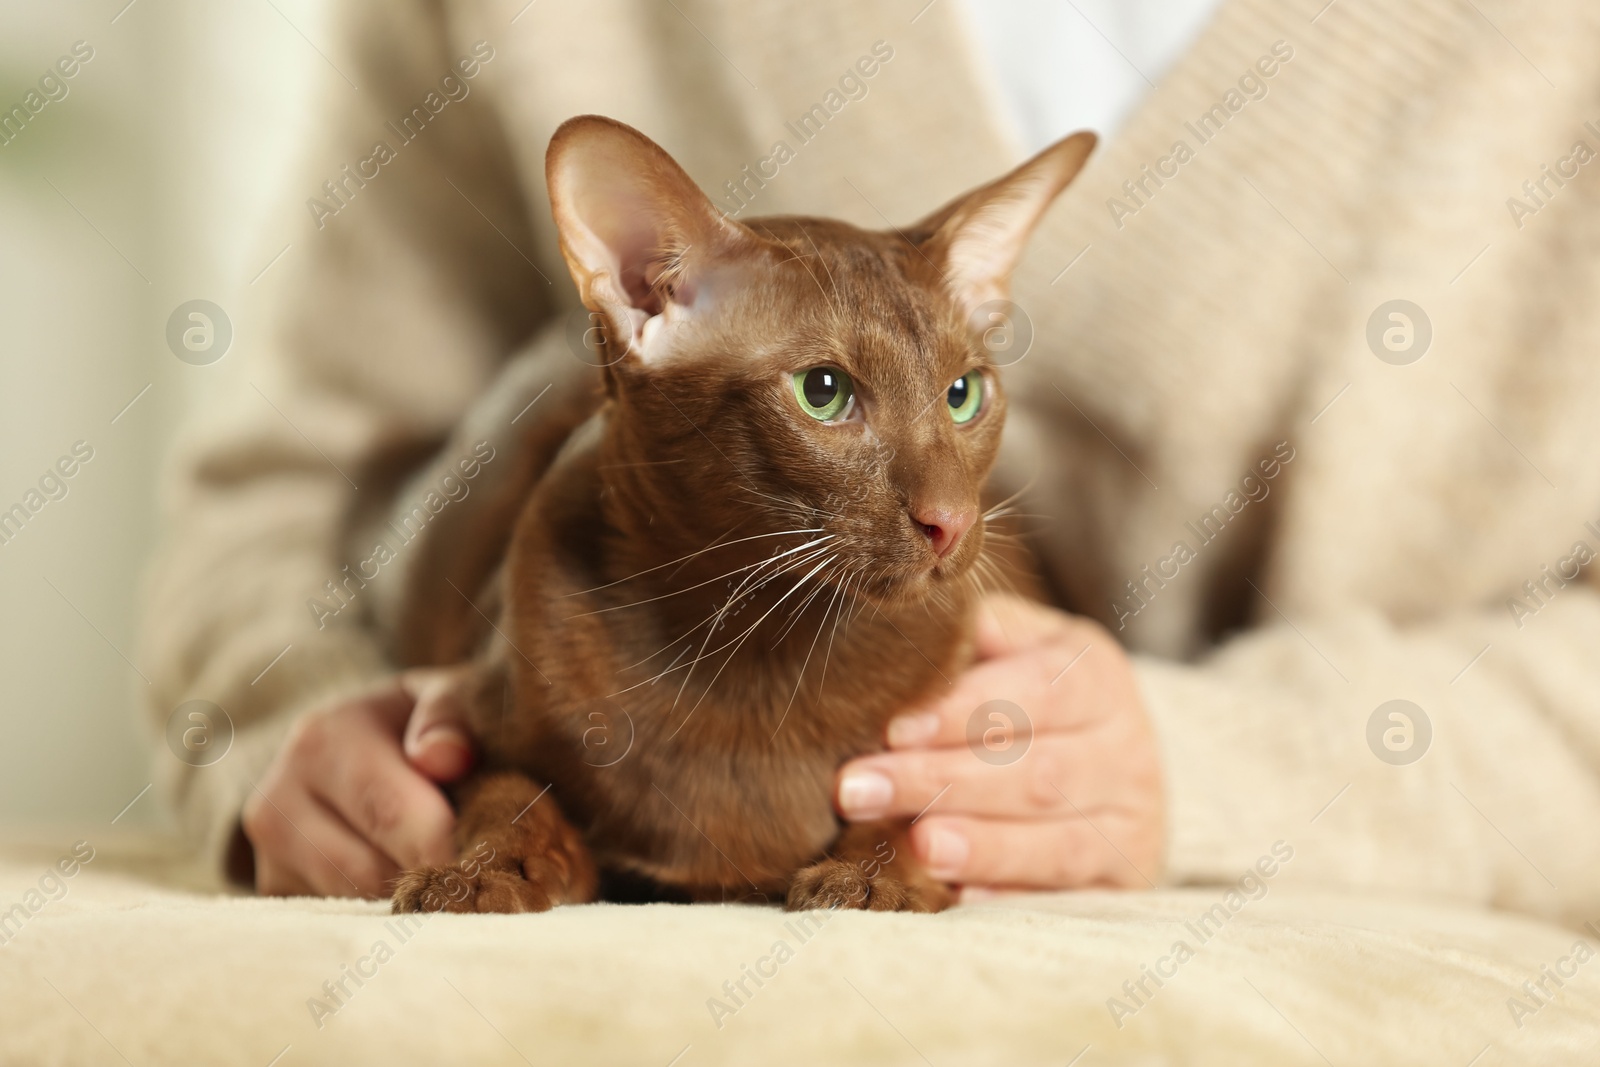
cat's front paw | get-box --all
[391,863,553,915]
[785,858,950,913]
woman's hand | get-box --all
[834,593,1164,897]
[240,668,476,898]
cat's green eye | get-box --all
[947,371,984,424]
[792,366,853,422]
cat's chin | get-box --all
[850,561,974,610]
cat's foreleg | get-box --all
[392,770,597,914]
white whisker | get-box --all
[770,567,853,741]
[564,526,823,598]
[666,551,838,740]
[570,535,833,618]
[647,539,837,701]
[770,558,844,645]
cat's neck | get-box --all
[591,421,971,745]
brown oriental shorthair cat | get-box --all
[390,115,1094,915]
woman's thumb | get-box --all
[399,667,477,782]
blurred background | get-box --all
[0,0,328,832]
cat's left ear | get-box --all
[546,115,762,364]
[913,131,1096,317]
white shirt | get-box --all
[963,0,1226,150]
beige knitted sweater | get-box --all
[141,0,1600,926]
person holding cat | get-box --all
[143,0,1600,929]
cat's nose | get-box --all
[912,505,976,559]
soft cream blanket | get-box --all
[4,837,1598,1066]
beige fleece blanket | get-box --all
[3,836,1598,1066]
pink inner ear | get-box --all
[553,125,723,321]
[567,176,678,315]
[614,222,666,314]
[916,130,1096,318]
[548,116,774,363]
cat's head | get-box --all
[546,115,1092,604]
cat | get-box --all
[389,114,1094,915]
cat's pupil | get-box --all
[947,376,968,408]
[803,368,839,408]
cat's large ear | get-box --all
[912,131,1096,317]
[546,115,758,364]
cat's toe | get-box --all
[391,864,474,914]
[786,859,871,911]
[785,859,952,913]
[390,864,553,915]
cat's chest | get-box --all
[537,711,866,893]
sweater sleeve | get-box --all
[138,0,556,874]
[1138,585,1600,927]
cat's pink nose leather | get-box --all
[913,506,976,558]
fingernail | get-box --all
[838,770,893,817]
[417,723,467,747]
[410,724,471,764]
[887,712,939,748]
[923,827,969,878]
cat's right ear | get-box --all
[911,130,1097,319]
[546,115,755,364]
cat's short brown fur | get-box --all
[391,115,1093,915]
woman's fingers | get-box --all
[253,853,316,897]
[883,635,1115,752]
[833,592,1166,892]
[836,732,1126,822]
[909,812,1159,889]
[242,783,399,898]
[970,592,1079,659]
[399,667,477,782]
[298,700,459,872]
[240,681,471,899]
